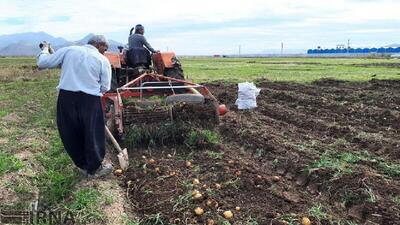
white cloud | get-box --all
[0,0,399,54]
[350,29,397,34]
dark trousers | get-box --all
[56,89,105,174]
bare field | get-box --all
[122,79,400,225]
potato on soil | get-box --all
[223,210,234,219]
[207,219,215,225]
[192,190,201,196]
[301,217,311,225]
[194,207,204,216]
[271,175,281,182]
[206,199,218,208]
[192,193,203,200]
[113,169,123,176]
[169,171,176,176]
[193,178,200,184]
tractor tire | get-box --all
[164,67,185,80]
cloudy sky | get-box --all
[0,0,399,54]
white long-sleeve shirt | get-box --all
[37,44,112,96]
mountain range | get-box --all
[0,32,124,56]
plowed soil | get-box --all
[121,79,400,225]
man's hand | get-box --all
[39,41,55,54]
[48,44,55,54]
[39,41,49,51]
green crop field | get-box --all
[1,57,400,83]
[0,56,399,224]
[182,57,400,82]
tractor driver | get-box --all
[128,24,159,53]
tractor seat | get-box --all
[126,47,151,68]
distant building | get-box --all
[307,47,400,54]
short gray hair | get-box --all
[87,35,109,46]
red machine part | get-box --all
[152,52,176,74]
[101,72,227,136]
[104,52,121,68]
[105,51,175,72]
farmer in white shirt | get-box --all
[37,35,113,178]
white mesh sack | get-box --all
[235,82,261,109]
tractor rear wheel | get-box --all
[164,67,185,80]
